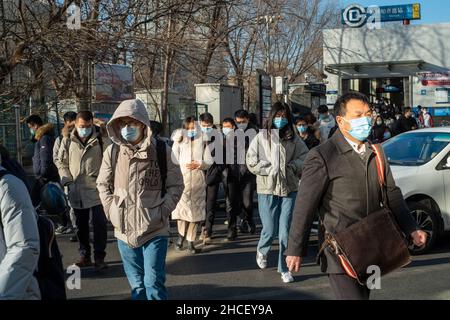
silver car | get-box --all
[383,128,450,254]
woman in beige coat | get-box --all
[171,117,213,254]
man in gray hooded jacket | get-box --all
[97,99,183,300]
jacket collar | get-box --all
[35,123,54,140]
[123,135,155,160]
[331,128,373,155]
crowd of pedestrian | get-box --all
[0,93,428,301]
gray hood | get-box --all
[107,99,152,147]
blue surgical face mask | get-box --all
[222,127,233,136]
[319,114,327,120]
[297,125,307,134]
[187,130,197,138]
[201,126,213,134]
[29,128,36,135]
[236,122,248,130]
[121,125,141,142]
[273,117,288,129]
[77,127,92,138]
[343,116,372,142]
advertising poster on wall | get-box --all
[94,63,133,102]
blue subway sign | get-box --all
[342,3,421,27]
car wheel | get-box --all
[407,201,440,255]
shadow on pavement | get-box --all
[167,284,323,300]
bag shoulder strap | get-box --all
[371,144,385,186]
[155,138,167,198]
[97,135,104,155]
[109,143,120,193]
[371,143,389,208]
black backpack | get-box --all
[0,170,67,300]
[110,138,168,197]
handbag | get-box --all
[319,144,411,285]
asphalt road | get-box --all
[59,209,450,300]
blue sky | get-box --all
[339,0,450,24]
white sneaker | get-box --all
[256,251,267,269]
[281,271,294,283]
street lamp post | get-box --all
[256,15,281,75]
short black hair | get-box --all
[26,114,43,126]
[295,116,307,125]
[417,105,422,109]
[149,120,163,136]
[404,106,412,113]
[333,92,370,117]
[248,113,259,127]
[76,111,94,122]
[63,111,77,123]
[234,109,249,119]
[222,117,236,127]
[199,112,214,124]
[318,105,329,114]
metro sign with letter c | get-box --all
[343,4,367,27]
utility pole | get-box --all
[265,15,271,74]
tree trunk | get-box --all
[161,12,175,135]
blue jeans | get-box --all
[117,236,168,300]
[257,192,297,273]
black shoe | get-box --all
[226,229,237,241]
[187,241,200,254]
[174,235,184,251]
[69,235,78,242]
[248,220,256,234]
[94,258,109,272]
[239,220,250,234]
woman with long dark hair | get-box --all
[246,102,308,283]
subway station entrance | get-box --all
[325,60,424,108]
[342,77,407,107]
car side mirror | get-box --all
[444,156,450,169]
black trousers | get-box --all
[223,180,240,232]
[74,205,107,260]
[238,174,256,223]
[204,183,220,235]
[328,274,371,300]
[31,178,49,207]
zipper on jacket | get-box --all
[135,154,139,231]
[124,150,129,236]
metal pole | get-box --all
[28,68,33,115]
[266,15,270,74]
[55,99,60,136]
[14,105,22,165]
[409,75,414,108]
